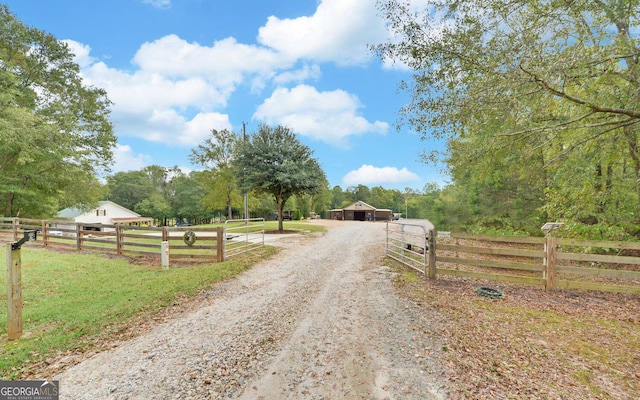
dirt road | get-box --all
[56,220,447,399]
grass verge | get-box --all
[185,220,325,233]
[390,263,640,399]
[262,220,326,233]
[0,244,277,379]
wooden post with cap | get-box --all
[6,243,23,340]
[6,230,38,340]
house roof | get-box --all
[99,200,141,217]
[57,201,140,219]
[57,206,85,219]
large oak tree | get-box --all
[235,124,326,231]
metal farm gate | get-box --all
[385,220,436,277]
[224,218,265,258]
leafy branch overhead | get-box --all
[376,0,640,140]
[375,0,640,226]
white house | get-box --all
[57,200,153,228]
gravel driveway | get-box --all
[56,220,447,399]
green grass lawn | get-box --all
[0,243,278,379]
[220,219,326,234]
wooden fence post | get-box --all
[12,218,18,241]
[428,230,436,279]
[545,236,557,290]
[161,226,169,268]
[6,243,22,340]
[217,227,224,262]
[116,224,123,255]
[41,220,48,247]
[75,223,82,250]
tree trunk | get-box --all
[276,195,284,232]
[595,163,604,214]
[539,148,549,221]
[4,193,14,217]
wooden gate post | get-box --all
[216,227,224,262]
[428,230,436,279]
[6,243,22,340]
[545,236,557,290]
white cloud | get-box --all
[62,40,96,68]
[254,85,388,147]
[142,0,171,9]
[67,0,396,151]
[273,64,322,85]
[112,144,153,172]
[86,63,226,113]
[258,0,388,66]
[342,165,420,185]
[182,113,232,146]
[137,109,231,146]
[78,47,233,147]
[132,35,286,88]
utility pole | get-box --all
[243,122,248,221]
[405,197,408,219]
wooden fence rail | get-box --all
[5,218,640,294]
[385,224,640,295]
[432,232,640,294]
[0,218,225,263]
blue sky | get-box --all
[5,0,448,191]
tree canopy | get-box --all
[105,166,210,226]
[376,0,640,141]
[374,0,640,233]
[235,124,326,231]
[105,170,156,212]
[190,129,242,220]
[0,5,116,217]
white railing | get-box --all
[385,220,434,276]
[224,218,265,258]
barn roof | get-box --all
[342,201,376,211]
